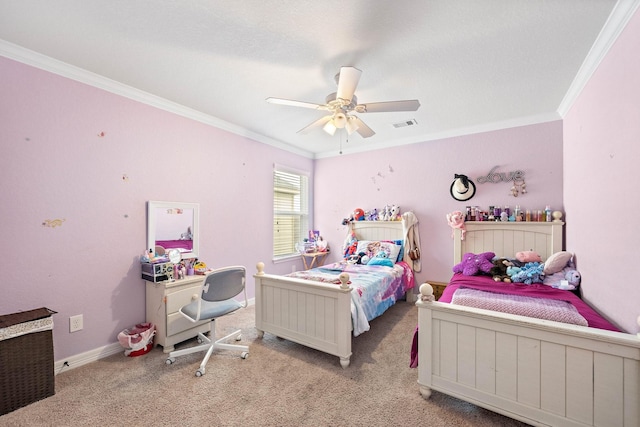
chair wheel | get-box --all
[195,369,204,377]
[241,351,249,359]
[235,334,242,341]
[165,358,175,365]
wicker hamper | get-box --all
[0,307,56,415]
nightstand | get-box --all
[300,251,329,270]
[145,275,211,353]
[426,281,448,301]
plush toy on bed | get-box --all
[510,262,545,285]
[516,251,542,263]
[366,208,379,221]
[542,251,581,290]
[490,258,514,282]
[367,249,394,267]
[453,252,495,276]
[446,210,466,240]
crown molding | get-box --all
[314,112,562,159]
[0,40,315,159]
[557,0,640,117]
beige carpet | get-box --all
[1,302,529,426]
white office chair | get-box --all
[165,266,249,377]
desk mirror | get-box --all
[147,201,199,259]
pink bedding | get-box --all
[410,273,619,368]
[155,239,193,251]
[451,287,588,326]
[442,274,619,331]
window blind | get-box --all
[273,169,309,258]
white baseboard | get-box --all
[54,342,123,375]
[54,298,255,375]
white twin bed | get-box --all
[254,220,413,368]
[416,221,640,427]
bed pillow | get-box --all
[543,251,573,275]
[355,240,402,264]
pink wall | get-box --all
[564,9,640,333]
[0,56,313,361]
[4,6,638,363]
[314,121,564,287]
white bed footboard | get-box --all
[416,285,640,427]
[254,262,353,368]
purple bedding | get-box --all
[441,274,619,331]
[410,273,619,368]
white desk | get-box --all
[145,275,210,353]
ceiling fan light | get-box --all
[323,121,337,136]
[345,117,359,135]
[333,113,347,129]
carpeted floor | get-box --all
[1,301,529,426]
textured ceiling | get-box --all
[0,0,631,158]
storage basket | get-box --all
[0,307,56,415]
[117,322,155,357]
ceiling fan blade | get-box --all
[336,66,362,103]
[356,100,420,113]
[266,97,328,110]
[297,115,332,134]
[353,117,375,138]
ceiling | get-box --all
[0,1,634,158]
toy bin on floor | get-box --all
[0,307,57,415]
[117,323,155,357]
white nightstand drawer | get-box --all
[167,311,209,336]
[166,285,202,313]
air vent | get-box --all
[392,119,418,128]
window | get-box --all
[273,167,309,259]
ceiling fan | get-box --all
[266,66,420,138]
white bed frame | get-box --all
[254,221,406,368]
[417,221,640,427]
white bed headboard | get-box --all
[351,221,404,241]
[454,221,564,264]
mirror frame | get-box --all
[147,201,200,260]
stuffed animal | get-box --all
[347,251,367,264]
[353,208,365,221]
[343,232,358,258]
[453,252,495,276]
[516,251,542,263]
[367,249,394,267]
[506,265,521,277]
[543,266,581,290]
[446,210,467,240]
[366,208,378,221]
[490,258,513,282]
[389,204,401,221]
[380,205,391,221]
[511,262,545,285]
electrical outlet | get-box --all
[69,314,83,332]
